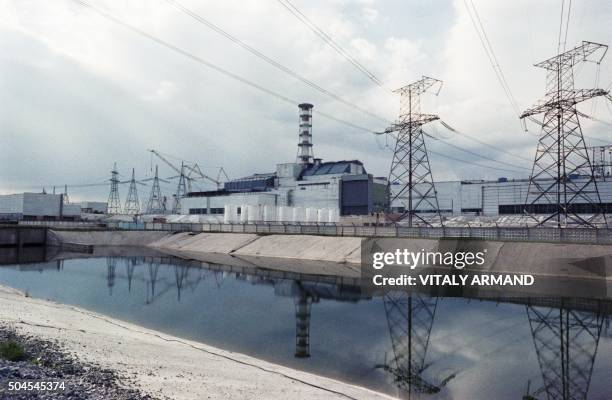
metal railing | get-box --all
[18,220,612,244]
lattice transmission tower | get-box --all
[107,162,121,214]
[172,163,188,214]
[124,168,141,215]
[520,41,609,228]
[380,292,452,398]
[146,165,165,214]
[524,303,604,400]
[385,76,443,227]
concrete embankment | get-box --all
[150,232,362,264]
[148,232,612,281]
[48,229,612,281]
[49,230,169,247]
[0,284,392,400]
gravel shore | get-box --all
[0,326,155,400]
[0,284,391,400]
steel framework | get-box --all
[172,163,188,214]
[124,168,141,215]
[520,41,609,228]
[107,163,121,214]
[385,76,443,226]
[146,165,165,214]
[525,303,604,400]
[381,292,445,398]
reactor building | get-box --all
[181,103,389,222]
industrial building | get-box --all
[0,193,81,221]
[391,176,612,217]
[80,201,107,214]
[182,104,389,222]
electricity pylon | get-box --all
[107,163,121,214]
[380,292,452,398]
[124,168,141,215]
[146,165,165,214]
[524,303,604,400]
[520,41,609,228]
[172,163,188,214]
[385,76,443,227]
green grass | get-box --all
[0,340,27,362]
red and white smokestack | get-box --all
[297,103,314,165]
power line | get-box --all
[563,0,572,52]
[558,0,566,53]
[165,0,391,125]
[276,0,388,91]
[428,148,526,174]
[463,0,522,119]
[382,140,525,174]
[431,135,531,171]
[73,0,534,174]
[439,120,533,163]
[72,0,377,135]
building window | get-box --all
[189,208,208,215]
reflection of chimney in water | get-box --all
[294,287,312,358]
[106,258,116,295]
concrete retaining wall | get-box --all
[48,229,612,280]
[49,230,169,247]
[233,235,362,264]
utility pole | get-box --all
[107,162,121,214]
[385,76,443,226]
[124,168,141,215]
[146,165,165,214]
[520,41,609,228]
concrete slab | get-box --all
[150,233,259,254]
[49,230,169,246]
[234,235,363,264]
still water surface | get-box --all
[1,256,611,399]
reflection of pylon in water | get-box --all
[146,262,159,304]
[107,258,116,295]
[381,292,451,398]
[294,287,312,358]
[125,259,136,292]
[524,303,604,400]
[174,265,188,302]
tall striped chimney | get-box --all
[297,103,314,165]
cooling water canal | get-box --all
[1,256,611,399]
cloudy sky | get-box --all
[1,0,611,201]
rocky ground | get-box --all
[0,326,156,400]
